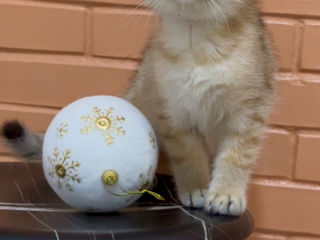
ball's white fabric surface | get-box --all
[42,96,158,212]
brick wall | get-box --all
[0,0,319,239]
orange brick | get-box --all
[93,8,155,59]
[301,20,320,71]
[0,104,57,154]
[295,132,320,182]
[260,0,320,17]
[248,181,320,235]
[0,57,135,108]
[254,129,295,178]
[264,18,297,71]
[270,77,320,128]
[0,2,85,53]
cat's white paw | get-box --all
[179,189,207,208]
[205,188,246,216]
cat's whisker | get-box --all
[233,0,255,12]
[143,13,154,36]
[152,0,164,13]
[134,0,149,10]
[208,0,229,30]
[143,0,162,33]
[142,0,154,32]
[219,0,244,25]
[204,0,218,26]
[118,0,156,27]
[146,0,163,15]
[119,8,140,28]
[201,0,211,26]
[119,3,154,31]
[156,0,165,18]
[215,2,230,31]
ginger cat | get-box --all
[125,0,275,215]
[1,0,275,216]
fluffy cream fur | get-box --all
[126,0,275,215]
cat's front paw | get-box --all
[205,188,246,216]
[179,189,207,208]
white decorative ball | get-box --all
[42,96,159,212]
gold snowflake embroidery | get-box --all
[149,132,156,149]
[56,122,68,137]
[47,147,81,192]
[80,106,126,145]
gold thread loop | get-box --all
[139,189,165,201]
[101,169,165,201]
[107,188,165,201]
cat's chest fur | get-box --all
[156,59,227,132]
[152,19,244,132]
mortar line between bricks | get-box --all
[251,177,320,190]
[25,0,150,10]
[0,52,139,69]
[254,228,320,239]
[0,0,152,15]
[5,0,320,18]
[300,69,320,75]
[92,54,141,62]
[0,46,141,64]
[268,124,320,132]
[84,7,93,56]
[262,12,320,20]
[276,72,320,81]
[0,47,84,57]
[266,125,298,132]
[0,101,61,112]
[0,154,21,161]
[0,153,13,157]
[0,0,86,11]
[251,174,290,181]
[292,21,304,73]
[74,2,149,10]
[291,131,300,180]
[23,0,320,17]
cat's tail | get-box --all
[0,120,43,160]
